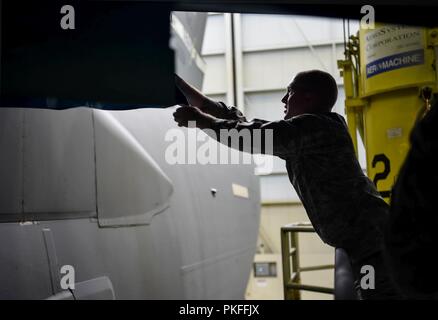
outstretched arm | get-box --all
[175,74,247,121]
[173,105,296,158]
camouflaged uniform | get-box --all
[209,102,389,263]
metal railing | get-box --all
[281,222,334,300]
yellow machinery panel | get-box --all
[339,23,437,203]
[363,88,422,198]
[360,24,436,96]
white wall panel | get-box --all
[258,156,287,175]
[241,15,354,50]
[242,46,339,90]
[244,92,285,121]
[202,56,227,94]
[202,14,226,55]
[260,174,300,202]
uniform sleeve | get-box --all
[206,117,300,158]
[208,101,248,122]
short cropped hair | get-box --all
[293,70,338,111]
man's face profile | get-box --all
[282,80,309,119]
